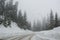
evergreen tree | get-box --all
[12,1,18,22]
[27,22,31,30]
[36,20,41,31]
[42,17,47,30]
[0,0,18,27]
[23,11,27,25]
[58,17,60,26]
[17,10,23,28]
[0,0,5,15]
[32,20,41,31]
[3,0,18,27]
[0,0,6,24]
[21,11,28,29]
[0,0,7,27]
[3,0,14,27]
[45,16,50,30]
[26,21,31,30]
[49,10,54,29]
[55,12,58,27]
[32,21,36,31]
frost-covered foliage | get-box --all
[0,0,31,30]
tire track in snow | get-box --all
[20,33,35,40]
[3,33,35,40]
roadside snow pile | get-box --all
[33,26,60,40]
[0,22,60,40]
[53,27,60,32]
[0,22,32,39]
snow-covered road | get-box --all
[2,33,35,40]
[0,30,60,40]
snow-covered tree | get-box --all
[3,0,18,27]
[0,0,5,15]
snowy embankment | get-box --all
[0,22,60,40]
[0,22,33,39]
[32,27,60,40]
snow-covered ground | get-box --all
[0,22,60,40]
[0,22,33,39]
[33,27,60,40]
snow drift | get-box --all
[0,22,60,40]
[0,22,32,39]
[33,27,60,40]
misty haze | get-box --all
[0,0,60,40]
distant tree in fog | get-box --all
[23,11,27,26]
[32,21,36,31]
[42,17,48,30]
[32,20,42,31]
[49,10,55,29]
[17,10,31,30]
[54,12,58,27]
[17,10,23,28]
[27,22,31,30]
[36,20,42,31]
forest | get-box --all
[0,0,60,31]
[0,0,31,30]
[32,10,60,31]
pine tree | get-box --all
[28,22,31,30]
[33,21,36,31]
[12,1,18,22]
[55,12,58,27]
[17,10,23,28]
[4,0,18,27]
[26,22,31,30]
[0,0,6,24]
[23,11,28,29]
[0,0,6,26]
[49,10,54,29]
[23,12,27,22]
[14,1,18,22]
[3,0,13,27]
[0,0,5,15]
[42,17,47,30]
[0,0,18,27]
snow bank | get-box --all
[0,22,32,39]
[0,22,60,40]
[32,26,60,40]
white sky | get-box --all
[14,0,60,23]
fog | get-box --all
[14,0,60,23]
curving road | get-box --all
[2,33,35,40]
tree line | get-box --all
[0,0,59,31]
[0,0,31,30]
[32,10,60,31]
